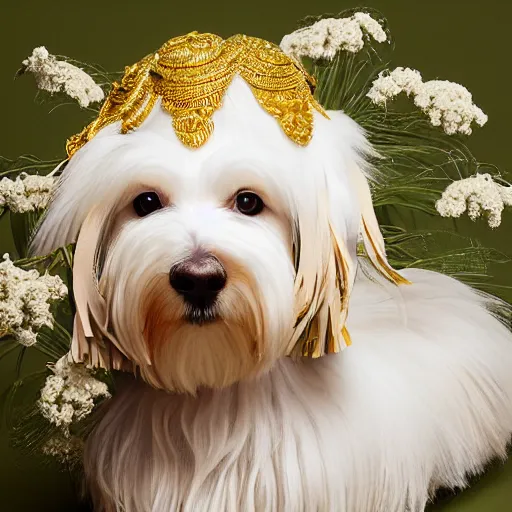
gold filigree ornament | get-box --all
[66,32,328,157]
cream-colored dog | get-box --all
[33,34,512,512]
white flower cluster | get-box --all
[436,174,512,228]
[367,67,488,135]
[0,254,67,346]
[0,173,55,213]
[280,12,387,60]
[22,46,104,108]
[415,81,488,135]
[38,357,110,433]
[367,67,423,103]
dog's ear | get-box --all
[288,111,409,358]
[70,205,130,370]
[35,198,130,371]
[29,156,132,370]
[287,178,356,358]
[30,183,82,257]
[30,144,113,257]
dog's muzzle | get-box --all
[169,252,227,323]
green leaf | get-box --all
[60,244,75,269]
[35,323,71,361]
[0,380,24,429]
[0,370,47,429]
[16,346,27,378]
[10,209,43,259]
[0,338,19,362]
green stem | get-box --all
[0,161,61,177]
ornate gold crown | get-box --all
[66,32,328,157]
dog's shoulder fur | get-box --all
[85,265,512,511]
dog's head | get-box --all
[32,34,404,393]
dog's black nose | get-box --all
[169,254,227,305]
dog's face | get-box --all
[34,78,372,393]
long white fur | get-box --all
[33,77,512,511]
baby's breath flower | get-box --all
[352,13,387,43]
[367,67,487,135]
[413,80,488,135]
[38,357,110,433]
[280,12,387,61]
[0,254,67,346]
[0,173,55,213]
[436,174,512,228]
[366,67,423,105]
[21,46,104,108]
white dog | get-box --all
[32,39,512,511]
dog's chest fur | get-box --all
[84,269,512,512]
[86,359,350,511]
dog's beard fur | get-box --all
[99,198,296,393]
[30,78,512,511]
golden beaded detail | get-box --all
[66,32,328,156]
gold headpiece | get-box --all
[66,32,328,156]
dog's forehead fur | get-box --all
[33,77,367,256]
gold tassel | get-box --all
[352,167,411,285]
[71,206,131,370]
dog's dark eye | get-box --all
[133,192,163,217]
[236,192,264,216]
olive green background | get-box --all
[1,0,512,510]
